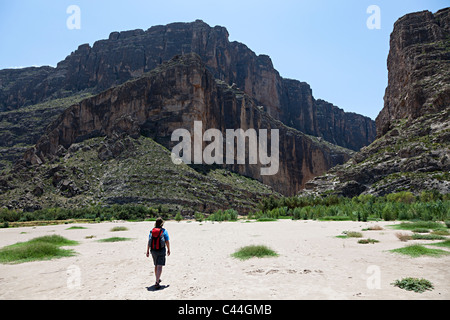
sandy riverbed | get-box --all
[0,219,448,300]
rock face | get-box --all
[1,20,375,151]
[303,8,450,197]
[23,54,352,196]
[376,8,450,137]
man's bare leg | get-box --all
[155,265,163,286]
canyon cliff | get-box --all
[303,8,450,198]
[22,54,351,197]
[1,20,375,153]
[376,8,450,137]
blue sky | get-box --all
[0,0,448,120]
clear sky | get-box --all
[0,0,448,120]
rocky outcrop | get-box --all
[303,8,450,197]
[1,20,375,151]
[376,8,450,137]
[303,109,450,197]
[23,54,352,196]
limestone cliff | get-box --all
[376,8,450,137]
[1,20,375,152]
[23,54,352,196]
[303,8,450,197]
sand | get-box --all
[0,219,448,300]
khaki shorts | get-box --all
[151,248,166,266]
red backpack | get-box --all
[150,228,166,250]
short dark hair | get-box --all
[155,217,164,228]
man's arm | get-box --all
[166,241,171,256]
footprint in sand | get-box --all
[265,269,279,275]
[246,268,324,276]
[246,269,265,275]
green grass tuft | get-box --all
[98,237,132,242]
[411,233,446,240]
[66,226,87,230]
[428,239,450,248]
[231,245,278,260]
[0,235,78,264]
[110,226,128,232]
[390,244,450,257]
[391,221,445,231]
[358,238,379,244]
[340,231,363,238]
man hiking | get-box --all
[146,217,171,289]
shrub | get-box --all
[382,203,396,221]
[194,212,205,222]
[344,231,363,238]
[110,226,128,232]
[358,238,379,244]
[419,190,442,202]
[392,278,434,293]
[387,191,415,204]
[395,232,412,242]
[207,209,238,222]
[175,212,183,222]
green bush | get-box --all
[194,212,205,222]
[175,212,183,222]
[207,209,238,222]
[392,278,434,293]
[387,191,415,204]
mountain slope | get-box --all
[1,134,276,213]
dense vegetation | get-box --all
[0,204,161,226]
[1,191,449,226]
[252,191,450,222]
